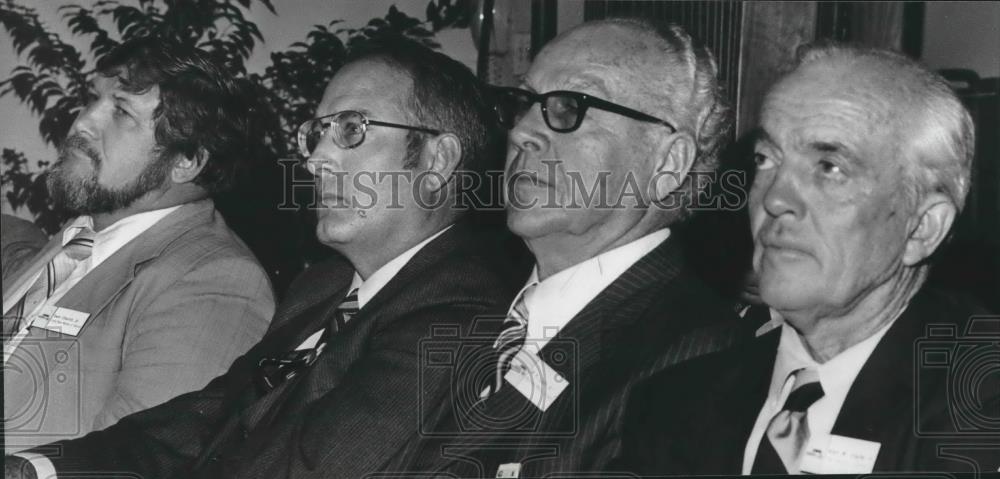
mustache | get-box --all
[58,134,101,164]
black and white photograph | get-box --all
[1,1,998,477]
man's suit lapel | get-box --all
[466,236,695,472]
[290,225,469,406]
[535,235,686,392]
[831,290,933,470]
[2,234,62,318]
[696,329,779,472]
[48,201,215,336]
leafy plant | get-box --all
[0,0,471,294]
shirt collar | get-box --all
[64,206,182,267]
[352,225,452,309]
[771,316,897,402]
[518,228,670,350]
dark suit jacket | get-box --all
[618,287,1000,475]
[389,235,744,478]
[24,222,520,478]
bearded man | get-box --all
[2,36,274,453]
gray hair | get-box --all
[794,44,975,213]
[601,18,733,219]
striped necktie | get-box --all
[484,283,536,398]
[3,228,95,336]
[315,288,359,357]
[256,288,359,392]
[753,367,825,474]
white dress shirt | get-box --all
[294,225,451,351]
[513,228,671,353]
[742,317,897,473]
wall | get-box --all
[922,1,1000,78]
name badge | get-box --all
[504,348,569,412]
[33,305,91,336]
[496,462,521,478]
[800,434,881,474]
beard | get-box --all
[48,134,172,215]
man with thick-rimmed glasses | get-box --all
[5,38,524,479]
[393,18,743,478]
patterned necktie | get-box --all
[3,228,95,336]
[484,284,535,398]
[753,367,825,474]
[256,288,359,391]
[315,288,359,357]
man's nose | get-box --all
[508,103,550,154]
[70,99,106,140]
[758,165,806,220]
[305,135,341,176]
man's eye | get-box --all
[818,159,844,177]
[113,105,130,118]
[753,152,775,170]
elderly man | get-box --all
[392,19,740,478]
[619,44,1000,474]
[2,37,274,452]
[4,38,517,479]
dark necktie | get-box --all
[752,367,825,474]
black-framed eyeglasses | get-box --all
[492,86,677,134]
[297,110,441,157]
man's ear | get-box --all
[650,131,696,201]
[419,133,462,193]
[171,148,208,184]
[903,192,957,266]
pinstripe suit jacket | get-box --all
[389,235,745,478]
[3,200,274,453]
[23,222,520,478]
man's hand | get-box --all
[4,456,38,479]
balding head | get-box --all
[748,44,975,353]
[785,45,974,213]
[504,19,731,278]
[536,19,731,216]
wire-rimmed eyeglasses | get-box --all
[297,110,440,157]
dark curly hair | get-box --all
[96,36,257,194]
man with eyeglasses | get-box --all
[5,38,521,479]
[392,18,742,478]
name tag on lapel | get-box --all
[33,305,91,336]
[504,349,568,412]
[496,462,521,478]
[801,434,881,474]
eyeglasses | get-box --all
[297,110,441,157]
[492,86,677,134]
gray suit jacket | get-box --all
[3,199,274,452]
